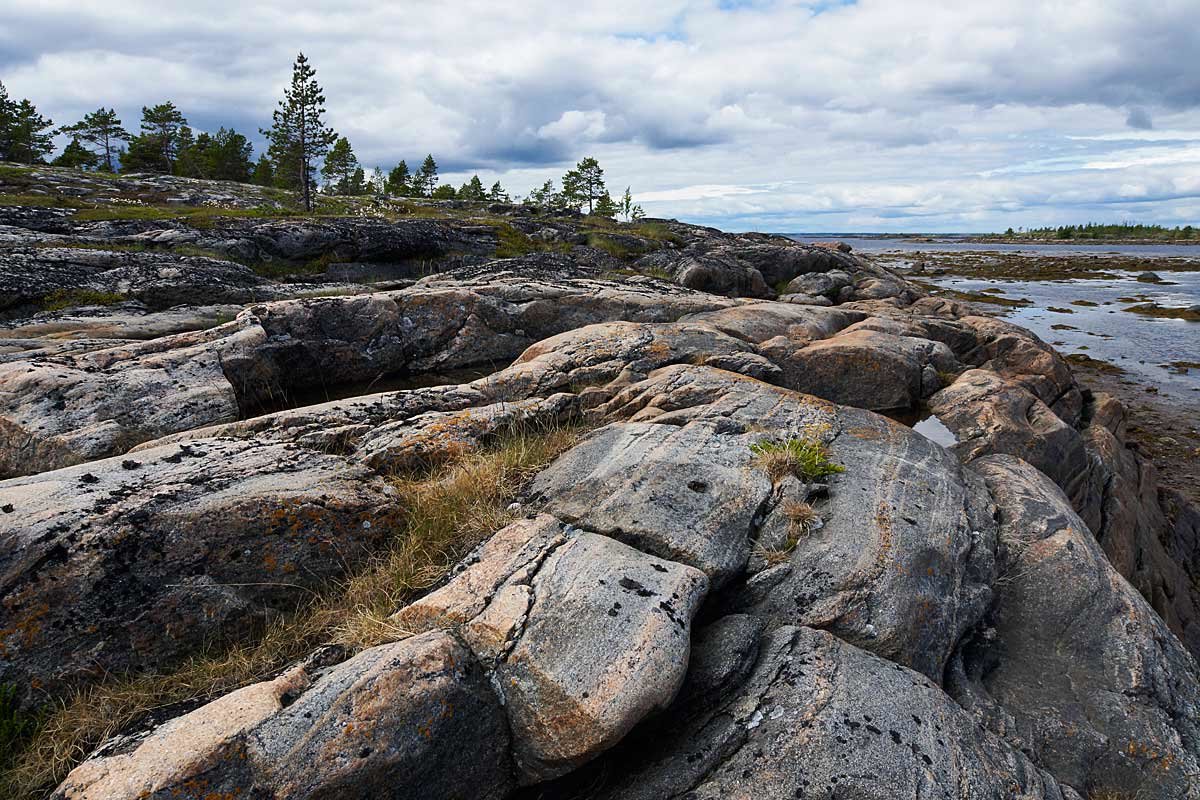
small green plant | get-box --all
[40,289,126,311]
[750,436,844,482]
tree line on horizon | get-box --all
[0,54,645,219]
[1003,222,1197,241]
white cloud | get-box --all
[3,0,1200,231]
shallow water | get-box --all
[911,414,958,447]
[928,271,1200,400]
[786,235,1200,400]
[789,235,1200,258]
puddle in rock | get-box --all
[887,408,959,447]
[911,414,958,447]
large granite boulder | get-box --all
[399,517,707,783]
[0,437,398,707]
[54,631,514,800]
[951,455,1200,798]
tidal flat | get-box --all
[860,242,1200,504]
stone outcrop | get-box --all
[0,167,1198,800]
[0,438,399,705]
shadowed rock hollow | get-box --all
[0,167,1197,800]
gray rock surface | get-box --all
[561,626,1083,800]
[950,455,1200,798]
[54,631,514,800]
[0,437,398,706]
[1,168,1194,800]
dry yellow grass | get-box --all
[1,423,582,798]
[754,500,820,566]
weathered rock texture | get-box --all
[0,167,1197,800]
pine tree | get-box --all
[386,160,411,196]
[205,128,254,182]
[594,192,618,218]
[0,82,13,160]
[561,156,607,214]
[52,137,100,170]
[348,166,367,195]
[367,166,386,197]
[458,174,486,201]
[261,52,338,211]
[431,183,457,199]
[57,109,129,172]
[556,157,604,214]
[321,136,360,194]
[126,102,188,173]
[526,179,561,211]
[415,154,438,197]
[172,127,202,176]
[4,99,54,164]
[251,154,274,187]
[488,180,510,202]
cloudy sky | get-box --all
[4,0,1200,232]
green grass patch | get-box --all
[40,289,127,311]
[493,223,569,258]
[628,221,685,246]
[750,436,845,482]
[587,233,648,261]
[0,193,90,210]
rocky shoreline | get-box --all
[1,165,1198,800]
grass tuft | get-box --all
[755,500,821,566]
[750,435,845,482]
[0,423,583,798]
[40,289,126,311]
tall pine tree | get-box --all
[561,156,606,214]
[251,154,274,187]
[57,109,129,172]
[261,52,338,211]
[321,136,360,194]
[386,160,411,196]
[126,102,188,173]
[458,174,486,201]
[0,82,13,160]
[5,99,54,164]
[415,154,438,197]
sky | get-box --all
[3,0,1200,232]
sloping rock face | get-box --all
[948,456,1200,797]
[1,173,1197,800]
[0,438,399,704]
[49,363,1200,800]
[0,247,281,314]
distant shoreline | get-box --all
[786,232,1199,246]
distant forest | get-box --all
[1003,222,1197,240]
[0,52,644,218]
